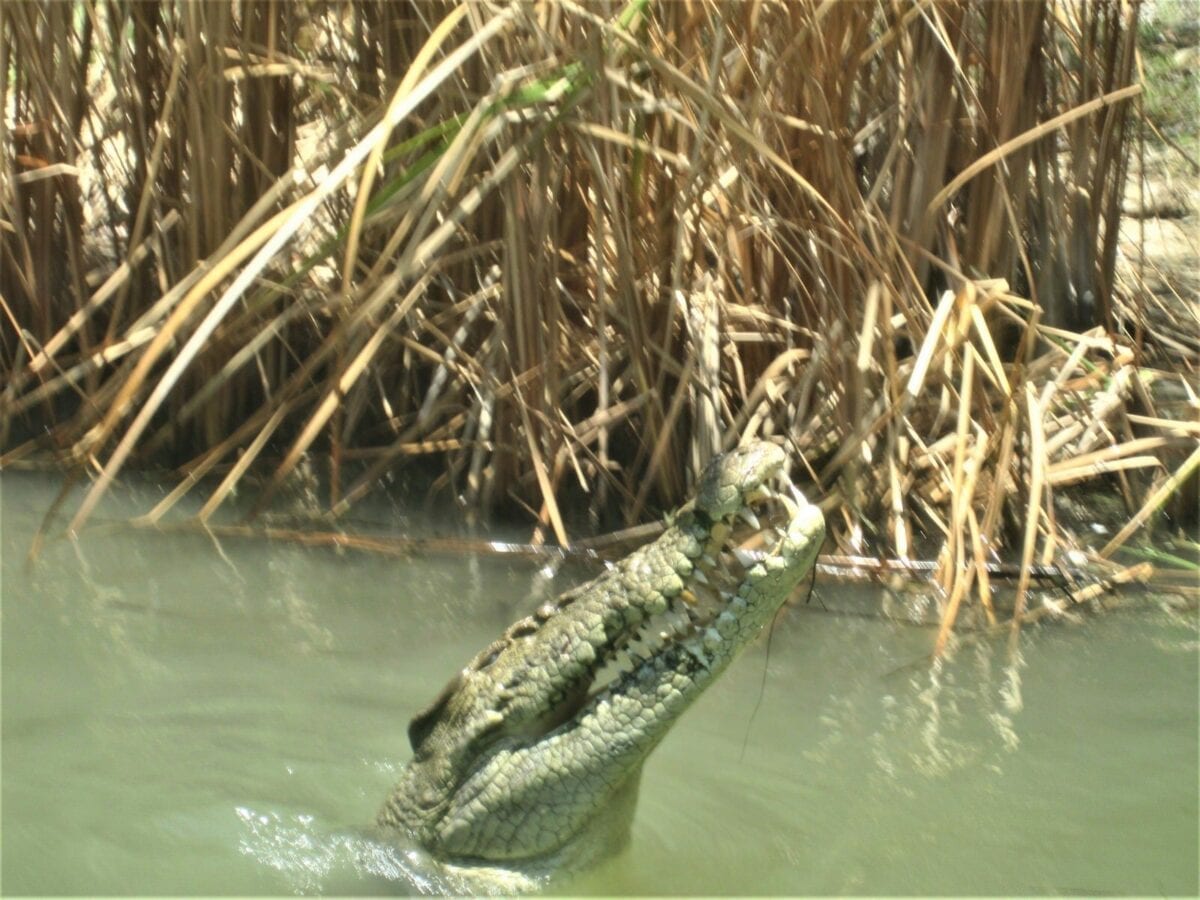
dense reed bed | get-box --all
[2,2,1195,635]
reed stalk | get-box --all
[3,1,1193,637]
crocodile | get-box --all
[377,442,825,892]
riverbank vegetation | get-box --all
[2,1,1196,637]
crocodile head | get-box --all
[378,442,824,884]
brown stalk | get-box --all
[1099,445,1200,559]
[4,2,1163,650]
[1009,385,1048,656]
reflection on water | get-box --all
[2,471,1197,895]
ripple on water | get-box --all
[233,804,440,895]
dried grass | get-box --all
[2,1,1195,640]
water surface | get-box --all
[2,472,1197,894]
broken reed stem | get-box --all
[934,343,977,657]
[1015,562,1157,629]
[1099,445,1200,559]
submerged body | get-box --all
[378,442,825,890]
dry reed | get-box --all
[2,1,1195,641]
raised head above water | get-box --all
[378,441,825,890]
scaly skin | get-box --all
[378,442,824,889]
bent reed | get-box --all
[2,1,1195,639]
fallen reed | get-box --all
[2,1,1195,638]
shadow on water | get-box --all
[2,471,1197,895]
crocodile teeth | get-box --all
[683,641,711,669]
[736,508,762,530]
[784,482,806,515]
[732,547,759,568]
[660,609,689,637]
[715,609,738,637]
[691,568,710,585]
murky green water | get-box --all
[2,472,1197,895]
